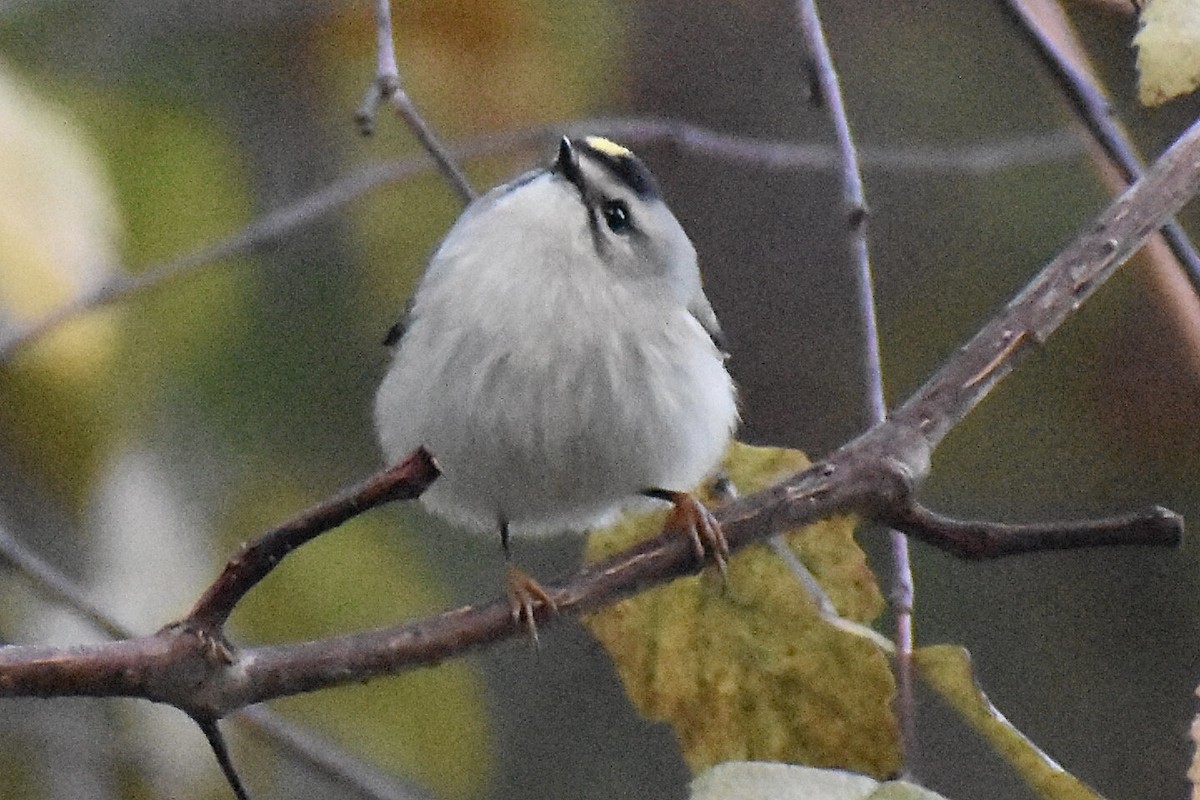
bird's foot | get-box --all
[655,490,730,577]
[505,563,558,645]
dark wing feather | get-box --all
[382,297,416,347]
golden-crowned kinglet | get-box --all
[375,136,738,633]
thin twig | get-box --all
[886,503,1183,558]
[354,0,401,137]
[792,0,918,770]
[0,160,421,362]
[0,120,1081,365]
[1001,0,1200,294]
[571,119,1083,174]
[386,87,475,205]
[0,522,127,641]
[239,708,437,800]
[185,448,439,631]
[356,0,475,204]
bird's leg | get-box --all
[644,489,730,576]
[500,520,558,644]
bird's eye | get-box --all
[601,199,632,233]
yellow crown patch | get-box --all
[584,136,633,158]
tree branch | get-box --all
[355,0,475,204]
[0,518,438,800]
[885,503,1182,559]
[792,0,918,771]
[1000,0,1200,292]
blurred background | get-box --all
[1,1,1198,798]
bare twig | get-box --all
[354,0,401,136]
[385,87,475,205]
[792,0,918,768]
[0,522,127,641]
[1001,0,1200,293]
[0,120,1080,365]
[569,119,1083,174]
[185,448,439,631]
[239,708,437,800]
[886,503,1182,558]
[355,0,474,204]
[0,160,420,362]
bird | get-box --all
[374,135,738,638]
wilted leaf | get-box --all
[916,645,1102,800]
[583,441,898,777]
[690,761,952,800]
[1134,0,1200,106]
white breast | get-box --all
[374,174,737,537]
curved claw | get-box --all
[656,490,730,577]
[505,564,558,645]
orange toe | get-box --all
[659,490,730,576]
[505,563,558,644]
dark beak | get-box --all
[554,136,586,195]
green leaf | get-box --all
[583,441,898,777]
[916,644,1103,800]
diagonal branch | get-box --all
[185,447,439,632]
[888,106,1200,448]
[1000,0,1200,292]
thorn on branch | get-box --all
[196,716,252,800]
[884,502,1183,559]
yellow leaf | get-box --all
[0,60,122,369]
[0,63,125,504]
[916,645,1102,800]
[1134,0,1200,106]
[583,441,898,777]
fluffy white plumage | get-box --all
[375,137,737,539]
